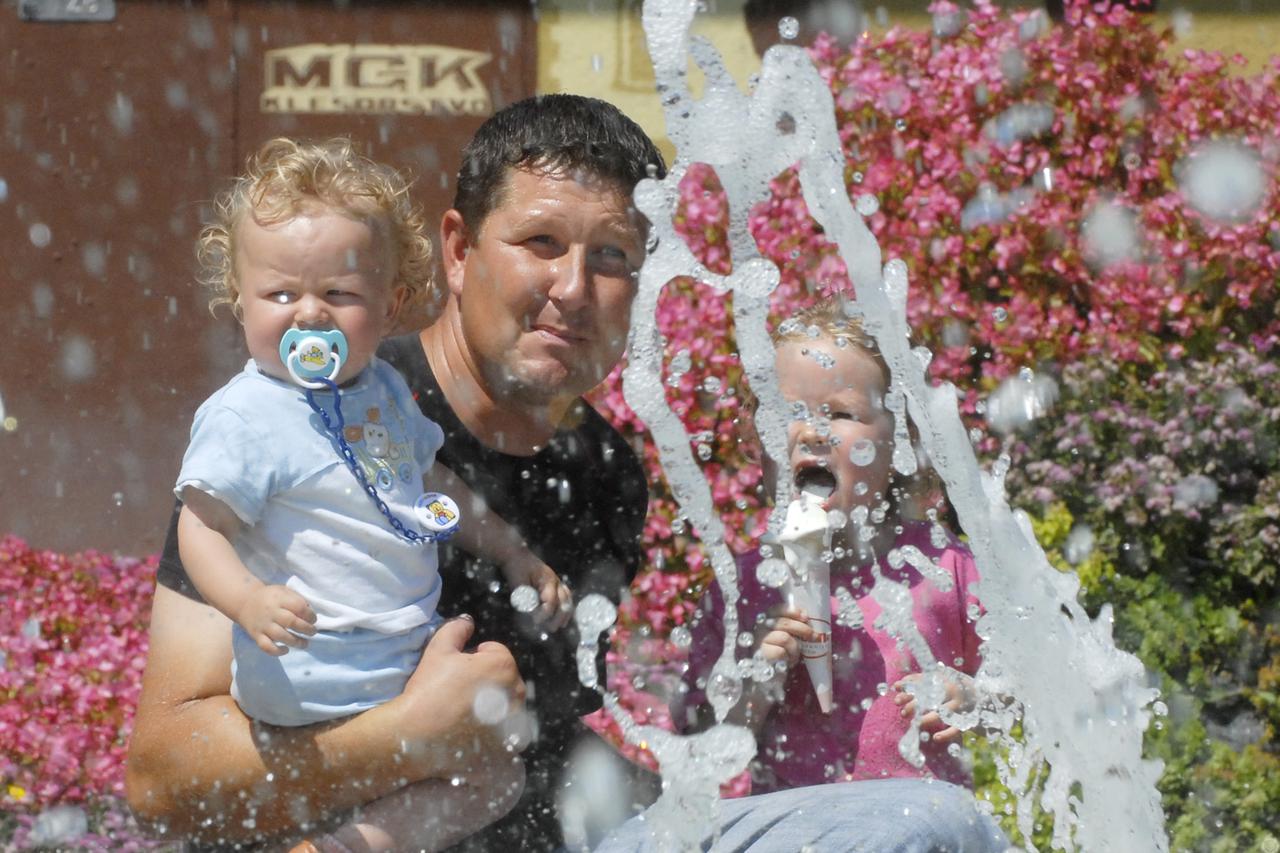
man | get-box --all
[126,94,665,850]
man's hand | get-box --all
[390,616,527,771]
[234,583,317,656]
[892,672,976,746]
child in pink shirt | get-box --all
[674,299,984,793]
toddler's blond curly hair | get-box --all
[196,137,435,320]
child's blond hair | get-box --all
[772,298,890,387]
[196,137,435,319]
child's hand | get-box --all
[507,557,573,632]
[892,672,976,746]
[236,584,317,656]
[756,605,818,670]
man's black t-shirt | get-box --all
[157,334,649,850]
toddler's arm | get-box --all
[423,465,572,630]
[178,487,316,655]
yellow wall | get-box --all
[537,0,761,164]
[537,1,1279,157]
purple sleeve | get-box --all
[673,553,779,733]
[942,543,984,676]
[673,577,725,733]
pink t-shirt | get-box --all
[675,521,983,793]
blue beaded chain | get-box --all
[304,378,448,545]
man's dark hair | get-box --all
[452,94,667,233]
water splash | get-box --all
[591,2,1167,849]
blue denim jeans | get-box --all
[593,779,1010,852]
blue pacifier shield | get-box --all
[279,328,346,387]
[414,492,461,540]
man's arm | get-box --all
[125,586,525,843]
[426,463,573,630]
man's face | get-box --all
[443,167,644,407]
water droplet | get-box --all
[28,805,88,847]
[702,376,722,395]
[472,683,511,724]
[852,171,864,184]
[849,438,877,467]
[756,557,790,589]
[510,585,540,613]
[707,664,743,712]
[0,178,8,203]
[29,223,52,247]
[82,243,107,278]
[59,335,96,382]
[1171,9,1193,38]
[985,371,1059,435]
[1082,200,1141,268]
[670,626,692,648]
[778,16,800,40]
[112,492,124,507]
[1172,473,1219,511]
[855,194,880,216]
[575,593,617,638]
[1063,524,1094,565]
[696,443,713,461]
[591,53,604,73]
[1178,139,1266,224]
[803,347,836,369]
[992,306,1008,323]
[109,92,135,135]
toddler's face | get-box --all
[775,337,894,532]
[234,203,400,385]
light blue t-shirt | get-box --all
[176,358,446,724]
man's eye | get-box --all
[594,245,634,273]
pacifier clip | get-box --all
[278,329,459,544]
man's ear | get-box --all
[440,209,471,298]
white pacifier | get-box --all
[279,328,346,389]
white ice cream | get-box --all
[779,490,834,713]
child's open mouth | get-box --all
[794,466,836,500]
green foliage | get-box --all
[995,341,1280,848]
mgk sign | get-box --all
[261,44,494,116]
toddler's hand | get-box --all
[756,605,817,670]
[508,558,573,632]
[893,672,976,746]
[236,584,317,656]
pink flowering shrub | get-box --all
[0,535,159,848]
[588,0,1280,823]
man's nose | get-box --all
[547,247,589,310]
